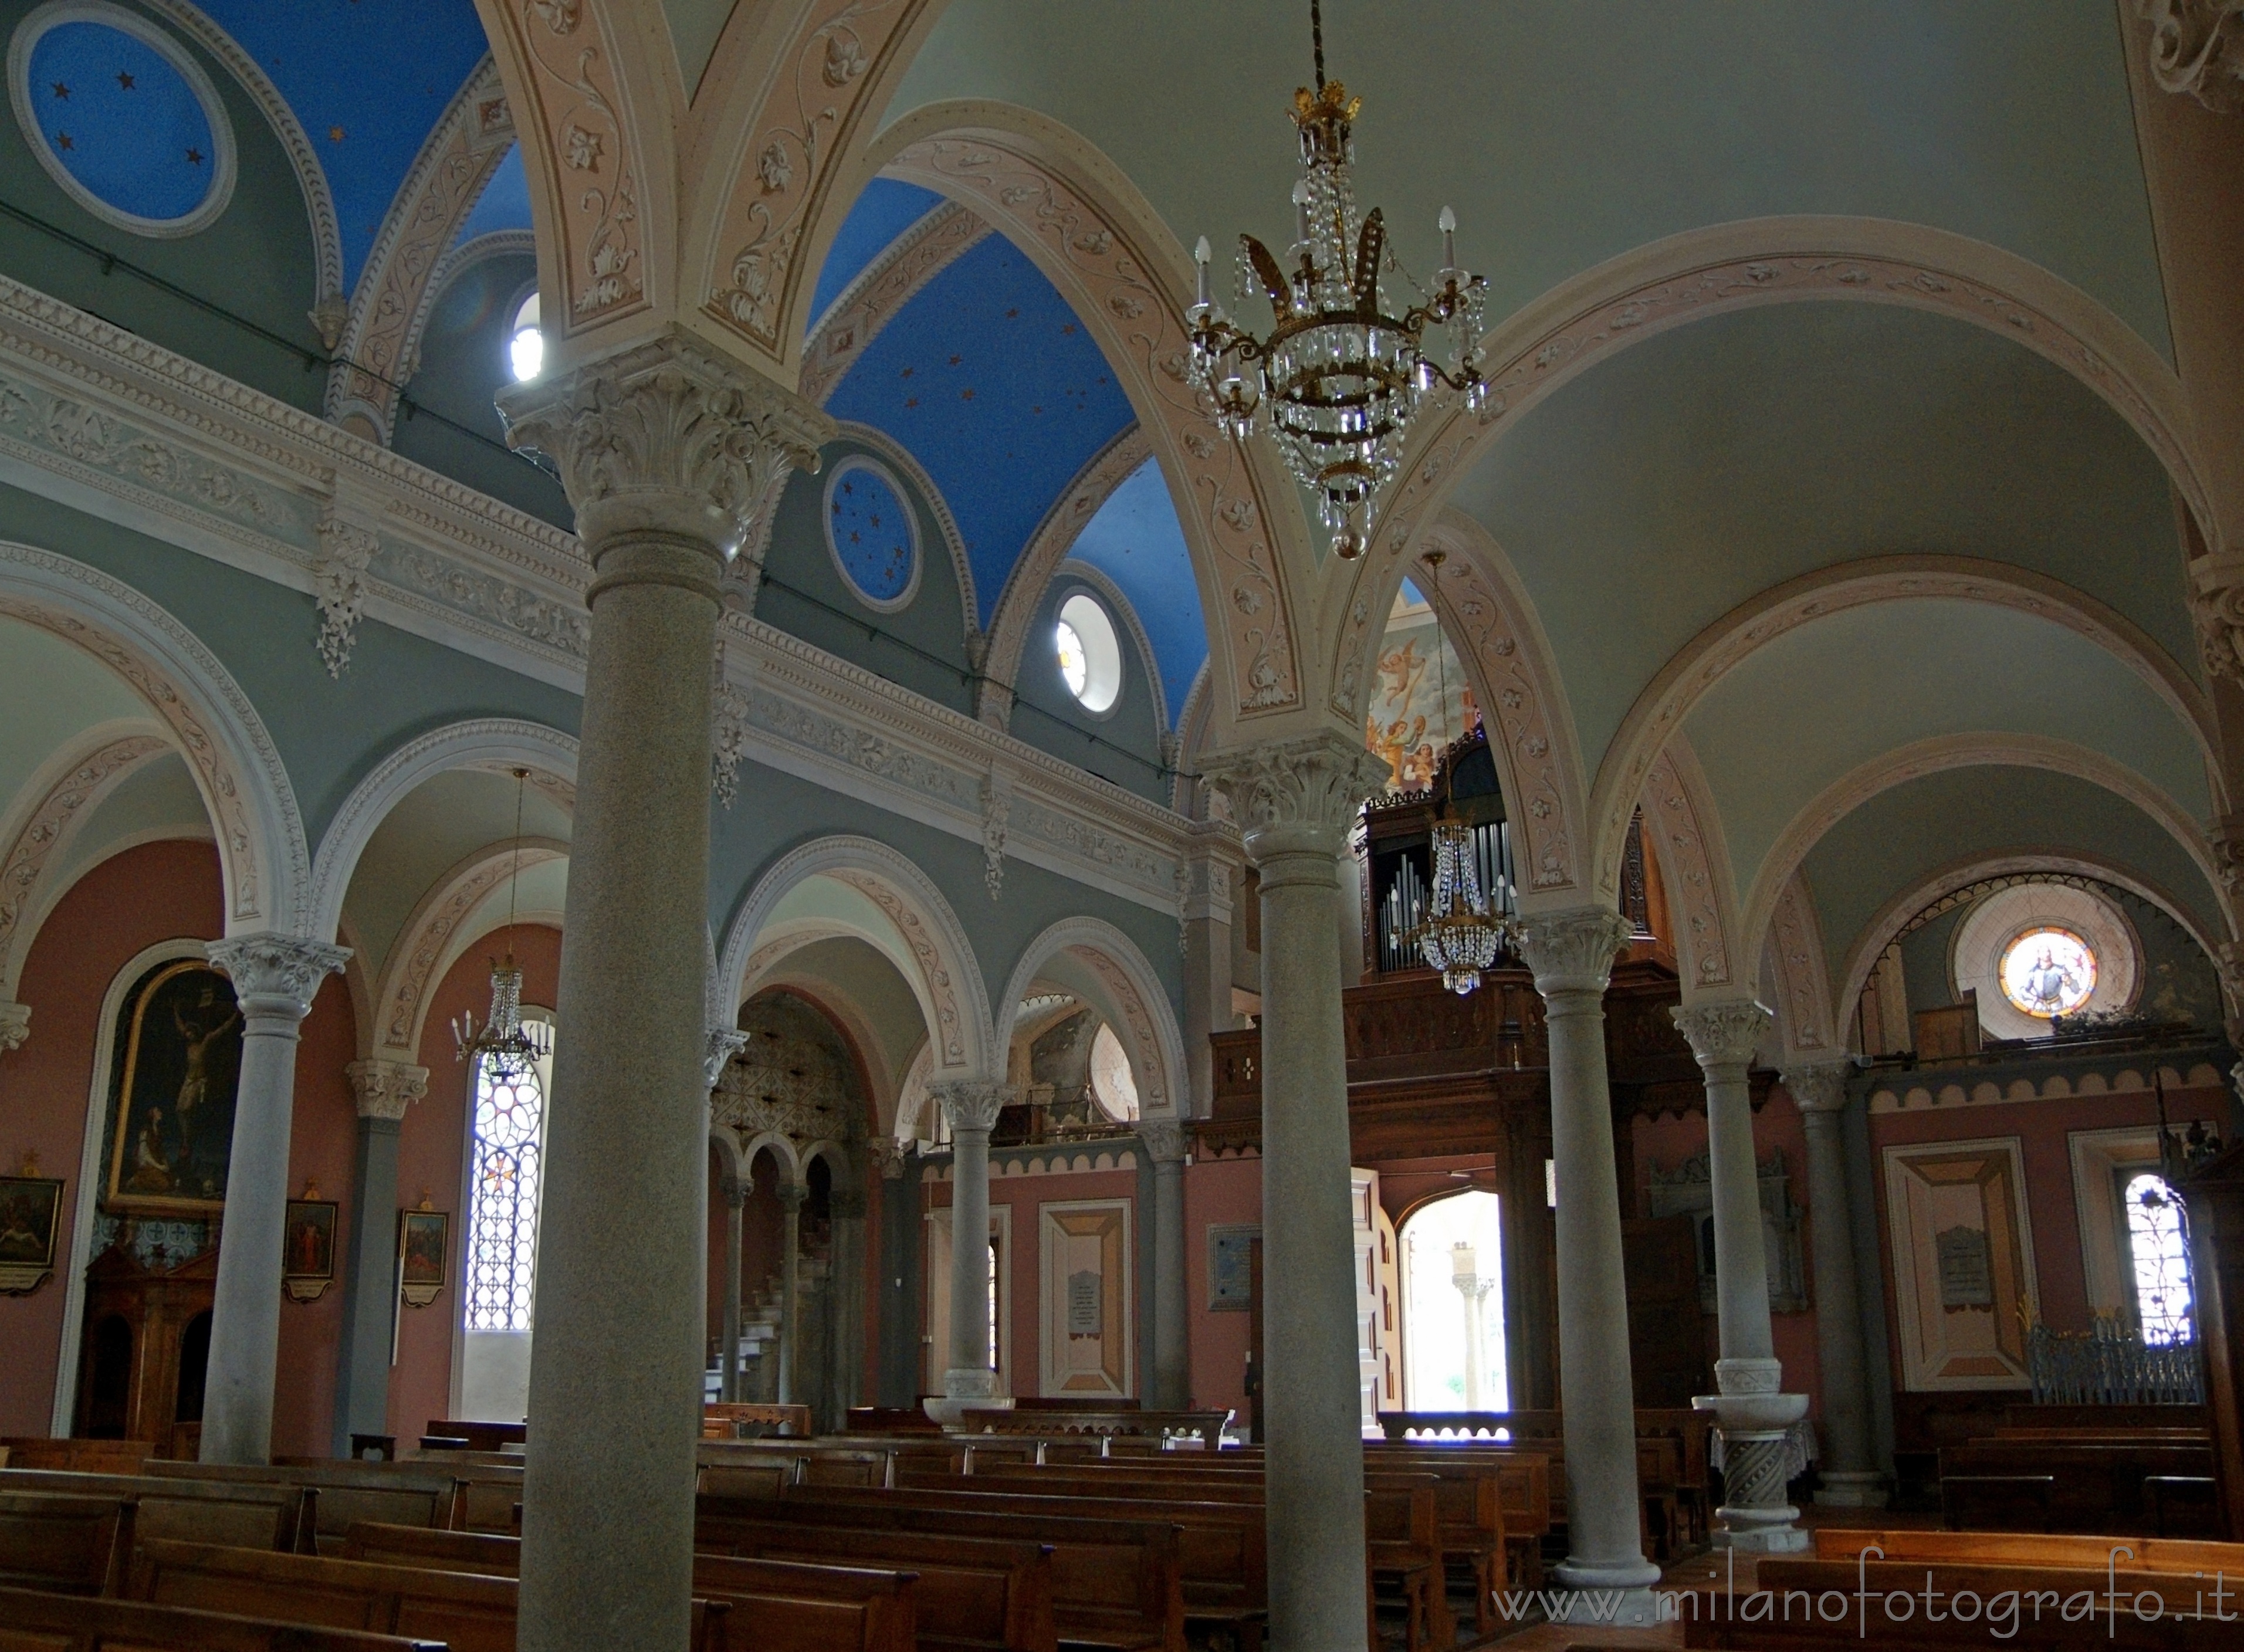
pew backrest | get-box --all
[0,1468,310,1553]
[0,1586,451,1652]
[1812,1526,2244,1574]
[144,1461,459,1546]
[689,1554,916,1652]
[0,1491,135,1596]
[128,1538,520,1652]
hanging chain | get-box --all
[1311,0,1325,91]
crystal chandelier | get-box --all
[1186,0,1488,560]
[1413,821,1511,996]
[453,768,551,1081]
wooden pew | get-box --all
[1938,1439,2219,1535]
[0,1438,155,1474]
[144,1460,461,1548]
[0,1587,449,1652]
[0,1491,135,1595]
[959,1410,1231,1448]
[0,1468,312,1553]
[702,1487,1187,1652]
[1810,1526,2244,1572]
[127,1538,735,1652]
[421,1420,524,1453]
[344,1517,1054,1652]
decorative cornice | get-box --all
[346,1058,429,1122]
[1671,1000,1773,1072]
[1866,1055,2230,1115]
[207,932,349,1017]
[801,202,988,404]
[2137,1,2244,111]
[931,1079,1013,1135]
[1514,906,1632,998]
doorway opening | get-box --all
[1400,1190,1507,1413]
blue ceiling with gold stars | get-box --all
[24,21,219,224]
[1069,458,1206,724]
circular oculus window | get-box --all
[1056,591,1121,714]
[9,3,235,238]
[1998,926,2097,1020]
[823,457,919,611]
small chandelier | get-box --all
[453,768,551,1080]
[1187,0,1488,560]
[1412,821,1511,996]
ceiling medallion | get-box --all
[1187,0,1487,560]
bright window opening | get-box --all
[1400,1190,1507,1413]
[464,1028,551,1332]
[508,291,543,382]
[1055,592,1121,713]
[2123,1172,2194,1345]
[1088,1022,1140,1121]
[1998,925,2097,1020]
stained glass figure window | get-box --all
[824,459,918,609]
[2123,1172,2194,1346]
[465,1045,547,1332]
[1998,925,2097,1019]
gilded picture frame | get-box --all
[283,1198,338,1302]
[398,1208,447,1309]
[0,1174,64,1295]
[103,958,243,1217]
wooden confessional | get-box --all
[72,1240,216,1459]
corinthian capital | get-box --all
[2137,0,2244,112]
[1139,1119,1188,1164]
[497,327,835,568]
[1200,732,1389,861]
[1782,1059,1854,1116]
[1671,1000,1773,1073]
[930,1079,1014,1135]
[1514,906,1632,997]
[705,1027,750,1089]
[346,1059,429,1122]
[206,934,350,1019]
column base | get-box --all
[1815,1471,1890,1508]
[1551,1555,1662,1592]
[1542,1580,1663,1628]
[924,1369,1013,1431]
[1711,1509,1812,1552]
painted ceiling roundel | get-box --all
[825,457,919,611]
[10,6,233,235]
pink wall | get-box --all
[0,839,357,1448]
[1183,1153,1260,1414]
[388,925,561,1441]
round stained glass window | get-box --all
[823,457,918,611]
[1998,926,2098,1019]
[9,4,235,238]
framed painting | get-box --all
[283,1197,337,1302]
[0,1174,64,1294]
[398,1207,447,1308]
[103,958,243,1217]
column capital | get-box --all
[930,1079,1014,1135]
[345,1059,428,1122]
[777,1179,808,1213]
[869,1137,909,1180]
[1139,1119,1189,1164]
[0,1000,28,1052]
[1515,906,1632,998]
[205,934,350,1020]
[704,1027,749,1089]
[497,326,834,587]
[719,1172,748,1209]
[1782,1059,1855,1116]
[1199,732,1387,864]
[2137,0,2244,113]
[1671,1000,1773,1074]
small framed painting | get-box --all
[1207,1223,1259,1311]
[397,1207,448,1308]
[0,1173,64,1295]
[283,1197,337,1302]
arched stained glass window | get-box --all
[465,1043,548,1332]
[2122,1171,2193,1346]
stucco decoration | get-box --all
[1640,733,1738,993]
[1201,732,1389,860]
[979,424,1152,730]
[327,60,516,442]
[1326,216,2209,688]
[0,726,171,1001]
[1592,555,2219,910]
[2137,0,2244,111]
[800,200,988,404]
[312,504,379,677]
[693,0,939,365]
[367,838,567,1060]
[1764,870,1836,1057]
[717,834,995,1078]
[307,718,579,945]
[346,1057,429,1122]
[873,106,1316,725]
[1387,512,1585,902]
[994,916,1186,1120]
[1740,732,2225,977]
[0,541,305,936]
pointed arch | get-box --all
[308,719,579,944]
[718,834,995,1078]
[996,916,1185,1120]
[1588,555,2220,908]
[0,541,305,935]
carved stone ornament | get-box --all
[496,330,834,563]
[2191,565,2244,682]
[869,1137,908,1180]
[1782,1061,1854,1117]
[345,1059,429,1122]
[205,934,350,1018]
[1200,733,1390,860]
[980,771,1011,901]
[0,1000,26,1051]
[704,1026,750,1089]
[1671,1001,1774,1074]
[930,1079,1013,1136]
[712,637,750,807]
[313,507,380,677]
[1139,1119,1187,1164]
[1513,906,1633,998]
[2138,0,2244,111]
